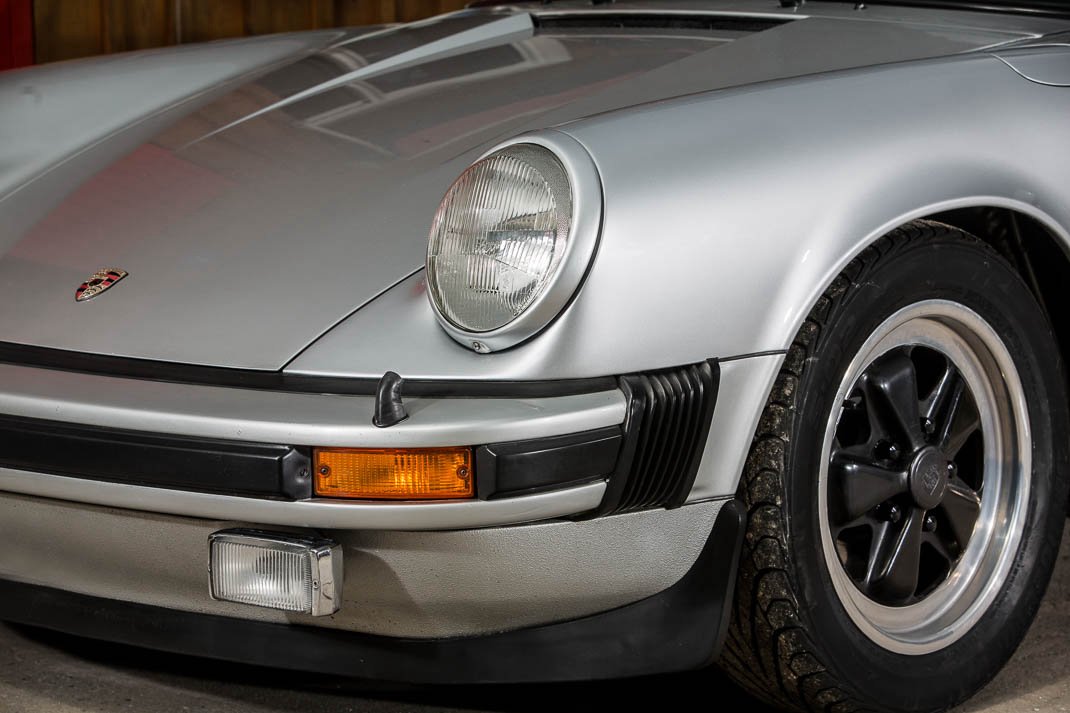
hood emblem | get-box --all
[76,268,128,302]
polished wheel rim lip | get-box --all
[818,300,1031,655]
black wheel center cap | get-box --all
[909,447,949,509]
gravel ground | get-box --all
[1,530,1066,713]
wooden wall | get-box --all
[1,0,34,69]
[32,0,470,64]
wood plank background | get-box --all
[1,0,35,68]
[32,0,470,63]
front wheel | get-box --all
[720,222,1068,713]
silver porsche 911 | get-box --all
[2,0,1068,710]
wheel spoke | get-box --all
[940,388,981,459]
[867,507,925,603]
[923,531,956,565]
[861,354,925,452]
[830,452,909,523]
[923,361,961,427]
[940,477,982,548]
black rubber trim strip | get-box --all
[0,415,312,500]
[532,13,790,32]
[0,500,746,684]
[668,361,719,508]
[0,342,616,398]
[823,0,1070,19]
[475,426,621,499]
[718,349,787,363]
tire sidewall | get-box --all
[786,233,1068,711]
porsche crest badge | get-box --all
[76,268,128,302]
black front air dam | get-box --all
[0,500,746,684]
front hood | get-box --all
[0,6,1033,369]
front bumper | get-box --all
[0,357,718,528]
[0,361,627,530]
[0,354,738,680]
[0,499,745,683]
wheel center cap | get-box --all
[909,447,949,510]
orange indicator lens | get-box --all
[313,447,474,500]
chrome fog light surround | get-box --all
[209,529,342,616]
[426,132,603,353]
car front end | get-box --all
[3,0,1069,693]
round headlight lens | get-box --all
[427,144,573,334]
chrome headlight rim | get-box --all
[426,132,603,353]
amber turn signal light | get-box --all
[313,447,474,500]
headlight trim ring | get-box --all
[425,132,603,353]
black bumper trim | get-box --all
[0,500,746,684]
[475,426,622,499]
[0,416,621,504]
[0,341,616,398]
[0,415,312,499]
[594,360,719,516]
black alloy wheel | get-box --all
[720,221,1068,713]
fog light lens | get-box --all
[209,530,342,616]
[314,447,474,500]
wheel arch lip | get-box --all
[778,194,1070,358]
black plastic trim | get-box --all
[593,359,719,516]
[0,500,746,684]
[533,13,790,32]
[0,415,312,500]
[475,426,621,499]
[0,341,617,398]
[473,0,1070,19]
[718,349,787,363]
[824,0,1070,19]
[372,371,409,428]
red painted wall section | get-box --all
[0,0,34,70]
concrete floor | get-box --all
[1,531,1067,713]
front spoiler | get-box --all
[0,500,746,683]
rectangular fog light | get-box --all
[209,529,342,616]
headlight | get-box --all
[426,138,601,352]
[428,145,571,333]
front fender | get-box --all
[289,50,1070,499]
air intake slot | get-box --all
[595,360,719,515]
[533,14,790,33]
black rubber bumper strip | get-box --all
[0,414,313,500]
[0,500,746,684]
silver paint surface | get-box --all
[1,2,1058,371]
[0,467,607,530]
[0,493,721,637]
[0,363,625,446]
[0,0,1067,512]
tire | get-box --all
[719,221,1069,713]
